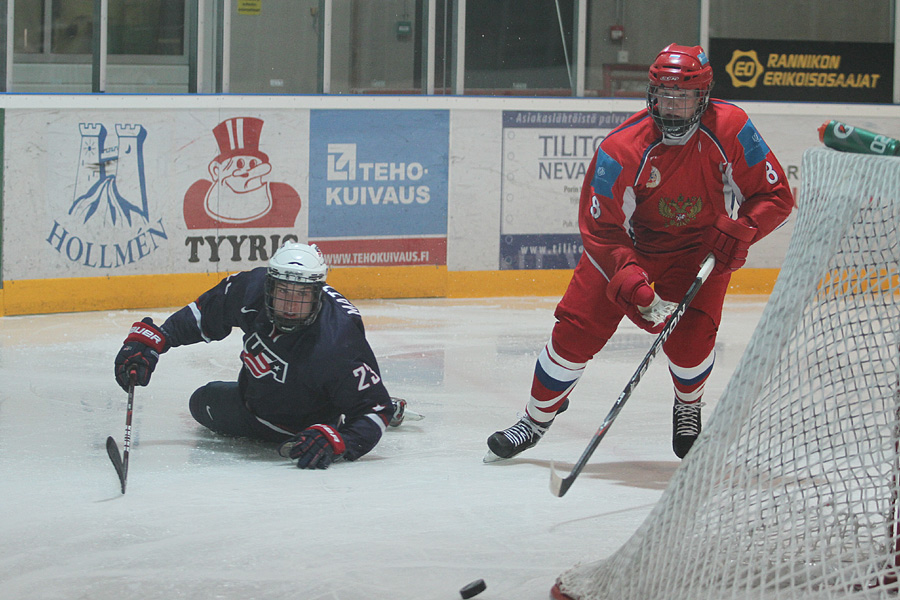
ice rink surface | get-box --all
[0,294,767,600]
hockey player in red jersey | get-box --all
[486,43,794,460]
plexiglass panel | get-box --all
[583,0,699,98]
[464,0,573,95]
[11,0,189,93]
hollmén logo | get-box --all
[46,122,168,269]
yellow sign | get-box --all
[724,48,881,90]
[238,0,261,15]
[724,50,764,88]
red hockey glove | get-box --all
[703,215,757,275]
[280,424,346,469]
[607,265,665,334]
[114,317,168,391]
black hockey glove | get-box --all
[114,317,168,391]
[278,424,346,469]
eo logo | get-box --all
[725,50,764,88]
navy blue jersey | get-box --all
[161,268,391,461]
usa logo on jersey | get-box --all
[240,333,288,383]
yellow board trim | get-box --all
[0,267,780,316]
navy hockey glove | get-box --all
[114,317,168,391]
[279,424,346,469]
[606,265,666,334]
[703,214,757,275]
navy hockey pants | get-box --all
[189,381,292,443]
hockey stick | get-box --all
[106,373,136,494]
[549,253,716,497]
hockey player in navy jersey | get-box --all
[486,43,795,461]
[114,242,404,469]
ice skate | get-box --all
[672,399,703,458]
[389,397,424,427]
[484,399,568,462]
[389,398,406,427]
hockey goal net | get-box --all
[553,147,900,600]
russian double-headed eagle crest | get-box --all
[659,195,703,227]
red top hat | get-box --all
[212,117,269,163]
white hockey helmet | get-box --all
[265,243,328,333]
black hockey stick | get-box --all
[107,373,136,494]
[550,253,716,497]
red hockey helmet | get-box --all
[647,44,714,138]
[649,44,713,90]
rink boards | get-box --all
[0,94,899,315]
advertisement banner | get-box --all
[4,109,309,279]
[308,110,449,266]
[314,237,446,268]
[499,110,631,269]
[709,38,893,103]
[179,113,310,267]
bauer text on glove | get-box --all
[114,317,168,391]
[280,424,346,469]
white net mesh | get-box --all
[554,147,900,600]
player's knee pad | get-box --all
[663,307,718,367]
[550,318,609,364]
[188,385,212,426]
[188,381,239,427]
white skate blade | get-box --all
[483,449,506,463]
[403,409,425,421]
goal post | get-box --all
[552,147,900,600]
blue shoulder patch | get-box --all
[737,120,770,167]
[591,148,623,198]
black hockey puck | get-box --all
[460,578,486,599]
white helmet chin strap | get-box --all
[661,121,700,145]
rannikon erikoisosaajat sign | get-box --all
[708,38,893,103]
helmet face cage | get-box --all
[646,44,713,138]
[265,276,325,333]
[647,85,710,138]
[264,243,328,333]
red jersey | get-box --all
[579,99,795,280]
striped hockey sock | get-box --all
[669,350,715,405]
[526,341,586,423]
